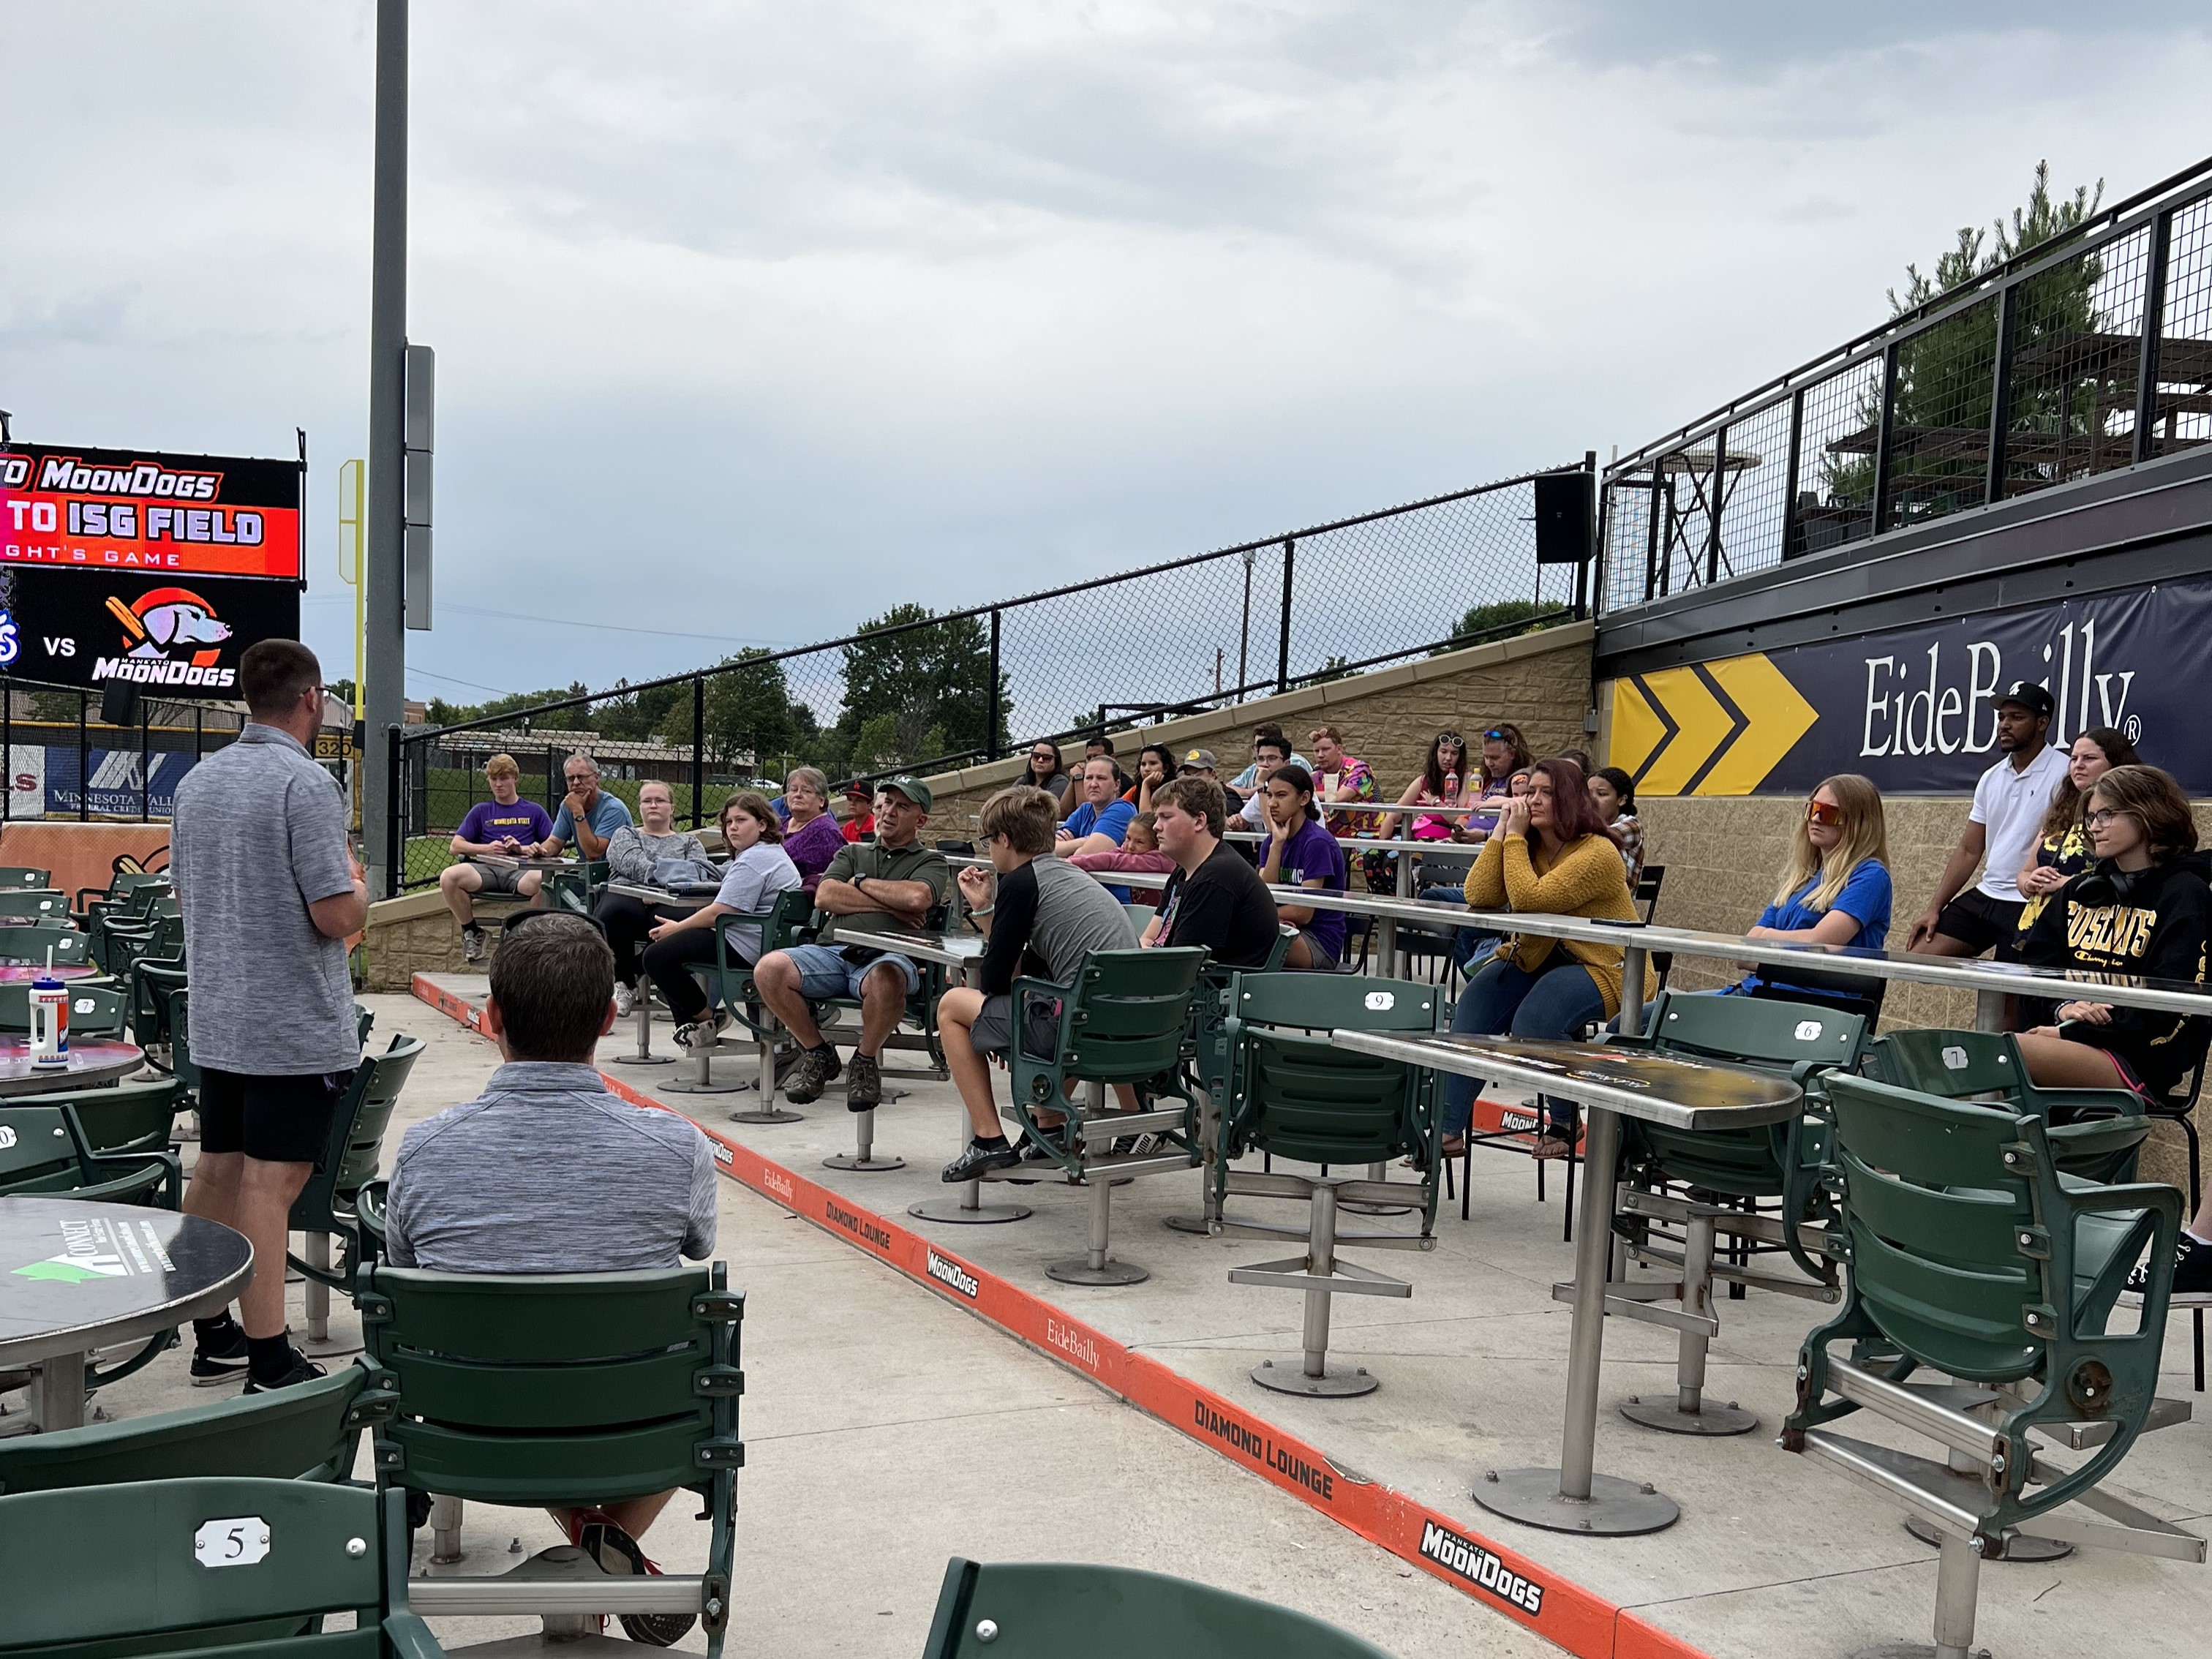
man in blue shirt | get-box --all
[535,754,633,873]
[1056,756,1137,900]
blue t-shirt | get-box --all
[457,797,554,849]
[549,790,634,851]
[1737,859,1892,998]
[1061,798,1137,900]
[1278,817,1348,962]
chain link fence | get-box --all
[389,462,1592,892]
[1599,159,2212,611]
[0,677,277,830]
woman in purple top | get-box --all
[1258,764,1348,969]
[779,766,845,893]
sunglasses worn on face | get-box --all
[1805,800,1845,828]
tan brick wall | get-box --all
[361,889,529,991]
[1636,793,2212,1193]
[917,621,1598,839]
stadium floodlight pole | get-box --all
[362,0,409,897]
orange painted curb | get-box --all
[407,974,1712,1659]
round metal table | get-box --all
[0,1038,144,1096]
[0,1195,253,1430]
[0,965,101,983]
[1328,1031,1802,1537]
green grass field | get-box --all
[401,770,740,889]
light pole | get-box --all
[361,0,408,895]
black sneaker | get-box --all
[2123,1232,2212,1306]
[462,925,486,964]
[573,1512,693,1647]
[786,1045,842,1105]
[675,1008,731,1050]
[243,1351,327,1393]
[189,1321,249,1385]
[846,1053,883,1110]
[942,1140,1023,1183]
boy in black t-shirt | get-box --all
[1143,776,1279,968]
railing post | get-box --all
[1276,536,1295,694]
[1704,424,1726,585]
[1780,388,1805,560]
[985,608,1001,761]
[1238,548,1254,699]
[1871,342,1900,535]
[2134,208,2174,466]
[138,699,149,821]
[384,724,402,898]
[1,680,10,828]
[1579,450,1597,620]
[691,674,706,829]
[1644,467,1663,601]
[76,692,88,822]
[1985,285,2018,504]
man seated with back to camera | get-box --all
[1140,775,1280,966]
[382,912,717,1647]
[938,786,1139,1181]
[753,778,951,1110]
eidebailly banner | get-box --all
[1609,576,2212,796]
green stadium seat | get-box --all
[922,1558,1394,1659]
[1605,990,1870,1436]
[1783,1073,2202,1657]
[42,1076,182,1158]
[358,1262,742,1654]
[0,1100,178,1208]
[0,866,53,889]
[0,1476,439,1659]
[700,888,819,1113]
[1213,971,1441,1397]
[291,1035,428,1351]
[0,1358,388,1494]
[0,980,130,1039]
[0,926,90,968]
[0,890,69,925]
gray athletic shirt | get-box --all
[170,723,360,1075]
[384,1062,718,1273]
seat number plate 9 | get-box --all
[1364,991,1396,1010]
[193,1517,271,1568]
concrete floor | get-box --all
[462,971,2212,1659]
[4,993,1543,1659]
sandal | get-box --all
[1530,1135,1573,1161]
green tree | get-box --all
[594,678,687,742]
[423,683,592,729]
[1825,162,2107,516]
[1432,598,1560,656]
[660,650,810,777]
[832,604,1010,770]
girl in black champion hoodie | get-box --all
[2015,764,2212,1101]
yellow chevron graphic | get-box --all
[1606,650,1821,796]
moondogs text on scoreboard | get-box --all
[0,444,304,581]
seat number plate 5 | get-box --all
[193,1517,271,1568]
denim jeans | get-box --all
[1442,958,1609,1138]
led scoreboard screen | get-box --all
[0,443,304,581]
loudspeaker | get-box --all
[1534,471,1595,565]
[100,681,140,727]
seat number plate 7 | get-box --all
[193,1517,271,1568]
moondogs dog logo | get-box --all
[925,1249,979,1300]
[1418,1519,1544,1615]
[93,586,237,686]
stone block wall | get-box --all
[919,621,1597,840]
[361,889,527,991]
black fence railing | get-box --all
[0,677,265,827]
[387,460,1592,894]
[1598,155,2212,611]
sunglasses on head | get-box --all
[1805,800,1846,828]
[1436,731,1464,747]
[1483,729,1511,742]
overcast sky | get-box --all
[4,1,2208,710]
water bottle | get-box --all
[1444,768,1459,802]
[30,976,68,1068]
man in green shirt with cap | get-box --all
[752,776,952,1109]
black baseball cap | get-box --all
[1990,680,2055,718]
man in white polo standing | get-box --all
[171,639,367,1391]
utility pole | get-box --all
[361,0,408,895]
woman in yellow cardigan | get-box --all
[1442,757,1636,1159]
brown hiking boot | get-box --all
[846,1052,882,1110]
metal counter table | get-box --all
[1328,1032,1801,1536]
[0,1039,146,1097]
[601,881,715,1074]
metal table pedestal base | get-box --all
[1047,1256,1147,1287]
[1251,1357,1376,1398]
[910,1178,1031,1224]
[1472,1467,1679,1535]
[1618,1393,1758,1437]
[824,1107,903,1172]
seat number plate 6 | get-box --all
[193,1517,271,1568]
[1364,991,1396,1011]
[1794,1021,1823,1041]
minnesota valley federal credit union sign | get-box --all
[0,443,304,698]
[1609,576,2210,796]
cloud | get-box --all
[4,0,2208,710]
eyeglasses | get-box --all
[1805,800,1846,828]
[2085,808,2127,829]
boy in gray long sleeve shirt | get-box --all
[382,913,717,1630]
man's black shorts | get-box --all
[198,1067,354,1165]
[1933,889,2026,959]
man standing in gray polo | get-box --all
[172,639,367,1393]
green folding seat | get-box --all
[0,1100,178,1208]
[1784,1073,2200,1658]
[0,889,69,924]
[358,1262,743,1654]
[0,979,130,1038]
[40,1075,182,1157]
[922,1558,1394,1658]
[0,865,53,889]
[0,925,91,968]
[1214,972,1440,1396]
[292,1035,428,1350]
[704,887,825,1116]
[0,1475,439,1659]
